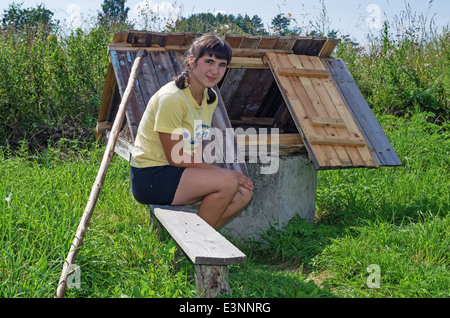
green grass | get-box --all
[1,112,448,298]
[0,140,196,298]
[246,113,449,298]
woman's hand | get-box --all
[235,171,254,194]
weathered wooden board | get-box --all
[152,205,247,265]
[110,31,338,58]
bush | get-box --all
[336,17,450,120]
[0,22,118,151]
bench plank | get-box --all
[151,205,247,265]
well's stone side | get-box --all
[221,155,317,240]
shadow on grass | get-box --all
[223,262,336,298]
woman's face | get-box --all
[189,54,228,89]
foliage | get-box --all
[0,20,124,151]
[336,10,450,120]
[98,0,130,25]
[271,13,302,36]
[1,2,54,30]
[168,12,267,36]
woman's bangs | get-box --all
[201,42,232,64]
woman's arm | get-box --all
[159,132,217,169]
[159,132,254,192]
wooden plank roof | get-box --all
[108,30,339,57]
[97,31,401,171]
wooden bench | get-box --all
[150,204,247,298]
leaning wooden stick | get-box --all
[55,49,147,298]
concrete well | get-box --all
[221,154,317,241]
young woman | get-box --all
[130,34,253,229]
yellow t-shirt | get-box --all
[130,81,217,168]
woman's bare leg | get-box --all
[213,186,253,228]
[171,167,252,228]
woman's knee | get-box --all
[217,169,239,194]
[240,187,253,206]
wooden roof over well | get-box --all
[97,31,401,171]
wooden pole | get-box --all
[55,49,147,298]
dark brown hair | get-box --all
[175,34,232,104]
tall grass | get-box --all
[0,140,196,298]
[0,23,118,151]
[336,7,449,120]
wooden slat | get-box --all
[277,68,329,78]
[311,117,346,128]
[296,55,359,167]
[231,47,292,57]
[127,30,151,47]
[111,32,338,59]
[224,34,243,48]
[152,205,247,265]
[309,135,366,147]
[319,38,339,57]
[137,51,162,104]
[240,36,260,49]
[236,133,307,157]
[220,68,247,111]
[228,57,268,69]
[286,53,348,167]
[257,36,279,49]
[293,37,327,56]
[224,69,266,120]
[231,117,275,126]
[295,54,378,167]
[97,62,117,140]
[110,51,137,143]
[104,130,134,161]
[241,70,274,118]
[112,31,128,43]
[236,133,303,146]
[273,36,297,50]
[307,56,377,167]
[165,33,187,46]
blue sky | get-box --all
[1,0,448,43]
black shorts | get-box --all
[130,165,186,205]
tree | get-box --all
[270,13,302,36]
[168,13,267,36]
[271,14,291,35]
[2,2,54,30]
[98,0,130,25]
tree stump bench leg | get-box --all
[194,265,231,298]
